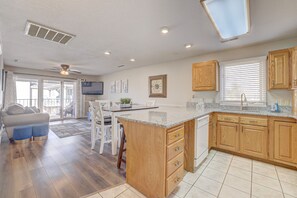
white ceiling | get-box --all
[1,0,297,75]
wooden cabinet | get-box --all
[293,90,297,116]
[268,49,290,89]
[240,125,268,159]
[208,114,216,148]
[273,121,297,164]
[192,60,218,91]
[216,114,269,159]
[217,121,239,152]
[292,47,297,89]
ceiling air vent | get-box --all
[24,21,75,45]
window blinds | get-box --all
[220,57,267,105]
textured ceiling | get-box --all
[1,0,297,75]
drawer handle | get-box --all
[174,177,181,183]
[224,118,231,121]
[174,161,181,166]
[174,134,180,138]
[249,120,257,124]
[175,147,180,151]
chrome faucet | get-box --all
[240,93,248,110]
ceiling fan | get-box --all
[49,64,81,75]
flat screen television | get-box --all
[81,81,104,95]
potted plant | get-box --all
[120,98,132,108]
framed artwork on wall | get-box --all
[110,81,116,93]
[121,79,128,93]
[149,74,167,98]
[115,80,121,93]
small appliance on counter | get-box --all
[271,101,280,113]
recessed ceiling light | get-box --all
[161,26,169,34]
[104,51,111,55]
[130,58,135,62]
[185,44,193,49]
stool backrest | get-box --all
[89,101,104,126]
[95,100,111,108]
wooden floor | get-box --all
[0,127,126,198]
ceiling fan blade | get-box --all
[49,67,60,71]
[69,70,82,74]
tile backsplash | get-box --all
[186,101,292,114]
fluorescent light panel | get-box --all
[201,0,250,40]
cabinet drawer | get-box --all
[217,114,239,123]
[166,166,184,196]
[167,127,184,145]
[167,152,184,177]
[240,117,268,126]
[167,139,184,161]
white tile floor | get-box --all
[85,150,297,198]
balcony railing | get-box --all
[16,99,74,119]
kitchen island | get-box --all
[117,106,297,198]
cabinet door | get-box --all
[240,125,268,159]
[274,121,297,164]
[217,122,239,152]
[269,49,290,89]
[292,47,297,89]
[192,61,218,91]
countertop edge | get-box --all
[116,109,297,128]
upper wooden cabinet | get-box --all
[192,60,218,91]
[291,47,297,89]
[273,121,297,164]
[268,49,291,90]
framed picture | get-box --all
[110,81,116,93]
[115,80,121,93]
[121,79,128,93]
[149,74,167,98]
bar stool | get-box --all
[117,126,126,169]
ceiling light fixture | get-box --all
[201,0,250,41]
[104,51,111,55]
[161,26,169,34]
[60,64,70,75]
[130,58,135,62]
[185,44,193,49]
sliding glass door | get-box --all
[43,80,62,120]
[16,79,39,107]
[16,76,76,120]
[63,81,75,118]
[43,80,75,120]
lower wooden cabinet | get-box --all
[273,121,297,164]
[215,113,297,168]
[208,114,216,148]
[240,125,268,159]
[217,122,239,152]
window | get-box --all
[220,56,266,106]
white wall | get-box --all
[98,37,297,107]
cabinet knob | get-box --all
[174,177,181,183]
[175,147,180,151]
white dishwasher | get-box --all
[194,115,209,168]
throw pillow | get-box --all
[24,107,36,114]
[6,104,25,115]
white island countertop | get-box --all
[116,106,297,128]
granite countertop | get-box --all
[116,106,297,128]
